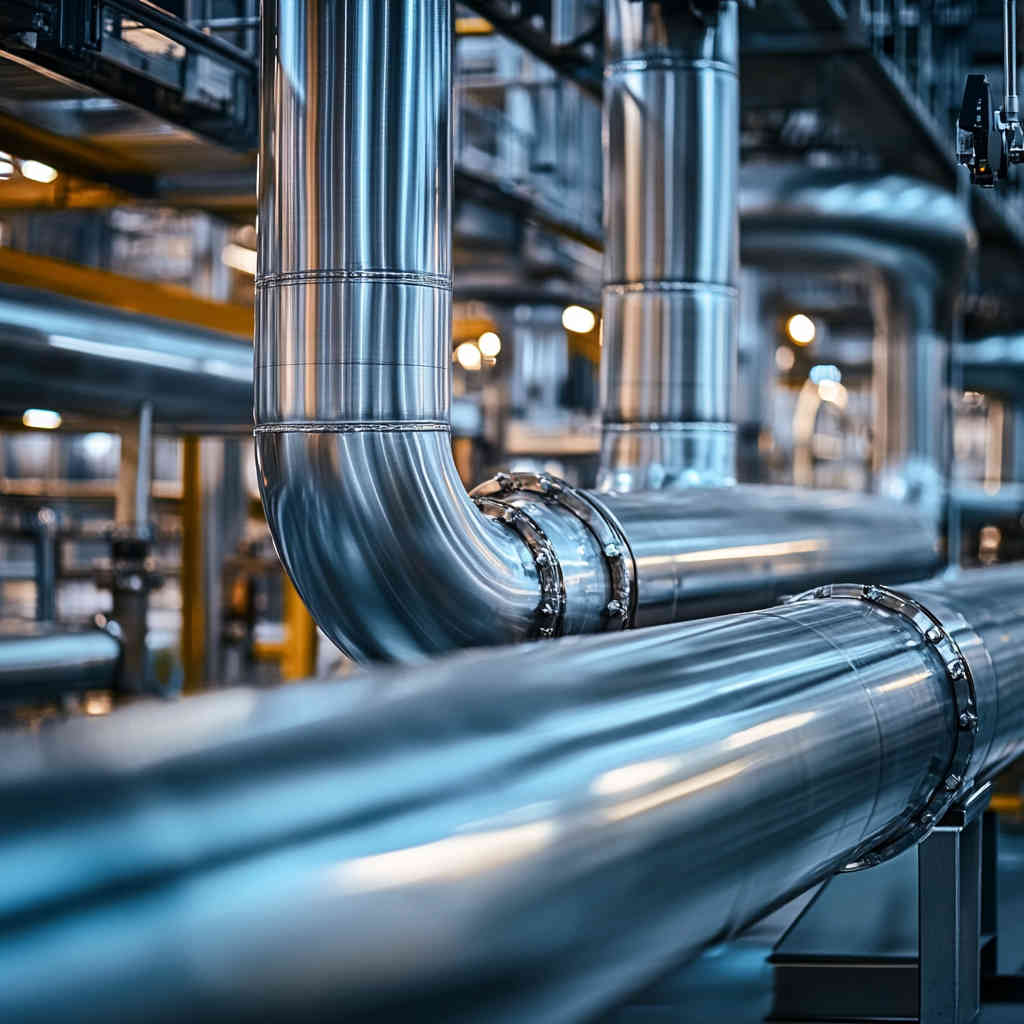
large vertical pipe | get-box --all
[254,0,611,660]
[599,1,739,491]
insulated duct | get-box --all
[255,0,940,662]
[2,565,1024,1021]
[599,0,739,491]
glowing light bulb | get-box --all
[23,408,62,430]
[477,331,501,357]
[454,341,482,371]
[19,160,58,184]
[562,305,596,334]
[786,313,816,346]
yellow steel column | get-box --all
[282,575,318,680]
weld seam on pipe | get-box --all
[254,422,451,435]
[255,269,451,291]
[602,281,738,296]
[256,361,451,370]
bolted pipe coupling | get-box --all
[790,581,991,870]
[471,472,637,639]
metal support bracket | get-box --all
[918,782,990,1024]
[769,781,1024,1023]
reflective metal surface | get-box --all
[0,623,120,704]
[255,1,944,663]
[740,166,975,518]
[255,0,558,660]
[4,566,1024,1021]
[255,0,451,426]
[906,568,1024,786]
[599,423,737,493]
[599,1,739,490]
[258,429,540,660]
[0,284,253,429]
[597,483,942,626]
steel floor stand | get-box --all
[768,783,1024,1023]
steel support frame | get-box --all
[0,0,257,150]
[917,782,990,1024]
[769,780,1024,1023]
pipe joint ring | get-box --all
[792,582,980,870]
[472,496,566,639]
[472,472,636,630]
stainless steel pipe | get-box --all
[0,623,120,704]
[595,483,940,626]
[2,565,1023,1022]
[254,0,940,662]
[0,284,253,430]
[1007,0,1020,121]
[599,0,739,490]
[254,0,608,659]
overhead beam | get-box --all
[0,247,254,337]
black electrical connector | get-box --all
[956,0,1024,187]
[958,74,1000,187]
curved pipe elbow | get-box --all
[256,431,619,662]
[256,428,535,662]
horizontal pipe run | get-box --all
[0,624,121,704]
[596,482,942,626]
[0,284,253,430]
[2,565,1023,1021]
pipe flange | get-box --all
[791,583,980,870]
[473,496,566,639]
[472,472,637,630]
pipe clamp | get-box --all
[792,582,981,870]
[472,472,637,631]
[473,496,565,639]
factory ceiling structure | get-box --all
[4,1,1024,1023]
